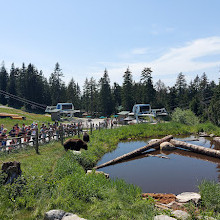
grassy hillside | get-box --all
[0,105,52,129]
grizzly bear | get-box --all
[63,139,88,151]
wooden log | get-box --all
[94,135,173,169]
[170,139,220,159]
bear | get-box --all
[63,138,88,151]
[83,132,90,143]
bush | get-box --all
[199,180,220,212]
[172,108,199,125]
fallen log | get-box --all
[170,139,220,159]
[94,135,173,169]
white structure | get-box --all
[129,104,168,123]
[45,103,75,119]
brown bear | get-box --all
[63,139,88,151]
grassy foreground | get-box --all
[0,122,220,219]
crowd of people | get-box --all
[0,122,83,148]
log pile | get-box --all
[94,135,220,169]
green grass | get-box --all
[0,114,220,219]
[0,105,52,129]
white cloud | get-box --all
[99,36,220,85]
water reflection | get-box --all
[97,135,220,194]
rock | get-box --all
[176,192,201,204]
[86,170,109,179]
[167,201,184,210]
[171,210,190,220]
[1,161,22,184]
[44,209,66,220]
[62,214,87,220]
[71,150,81,155]
[154,215,177,220]
[160,142,175,151]
[213,137,220,143]
[209,134,215,137]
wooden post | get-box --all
[35,127,39,154]
[60,125,64,146]
[94,135,173,169]
[90,123,92,135]
[78,124,80,138]
[170,139,220,159]
[99,122,100,131]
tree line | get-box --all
[0,62,219,125]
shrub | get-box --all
[171,108,199,125]
[199,180,220,212]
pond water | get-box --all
[97,135,220,194]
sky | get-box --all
[1,0,220,88]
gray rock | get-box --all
[154,215,176,220]
[62,214,87,220]
[176,192,201,204]
[44,209,66,220]
[172,210,190,220]
[160,142,175,151]
[86,170,109,179]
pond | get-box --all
[97,135,220,194]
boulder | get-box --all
[213,137,220,143]
[86,170,109,179]
[63,139,88,151]
[176,192,201,204]
[1,161,22,184]
[44,209,66,220]
[62,214,87,220]
[154,215,177,220]
[171,210,190,220]
[160,142,175,151]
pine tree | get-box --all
[140,67,156,105]
[122,67,134,111]
[7,63,18,107]
[0,62,8,105]
[49,63,64,105]
[155,79,167,108]
[112,82,122,113]
[99,69,113,116]
[209,84,220,125]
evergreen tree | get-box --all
[99,69,113,116]
[7,63,19,107]
[140,67,156,105]
[49,63,65,105]
[155,79,167,108]
[122,67,134,111]
[0,62,8,105]
[112,82,122,113]
[82,78,90,113]
[175,72,188,107]
[209,84,220,125]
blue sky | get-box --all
[1,0,220,87]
